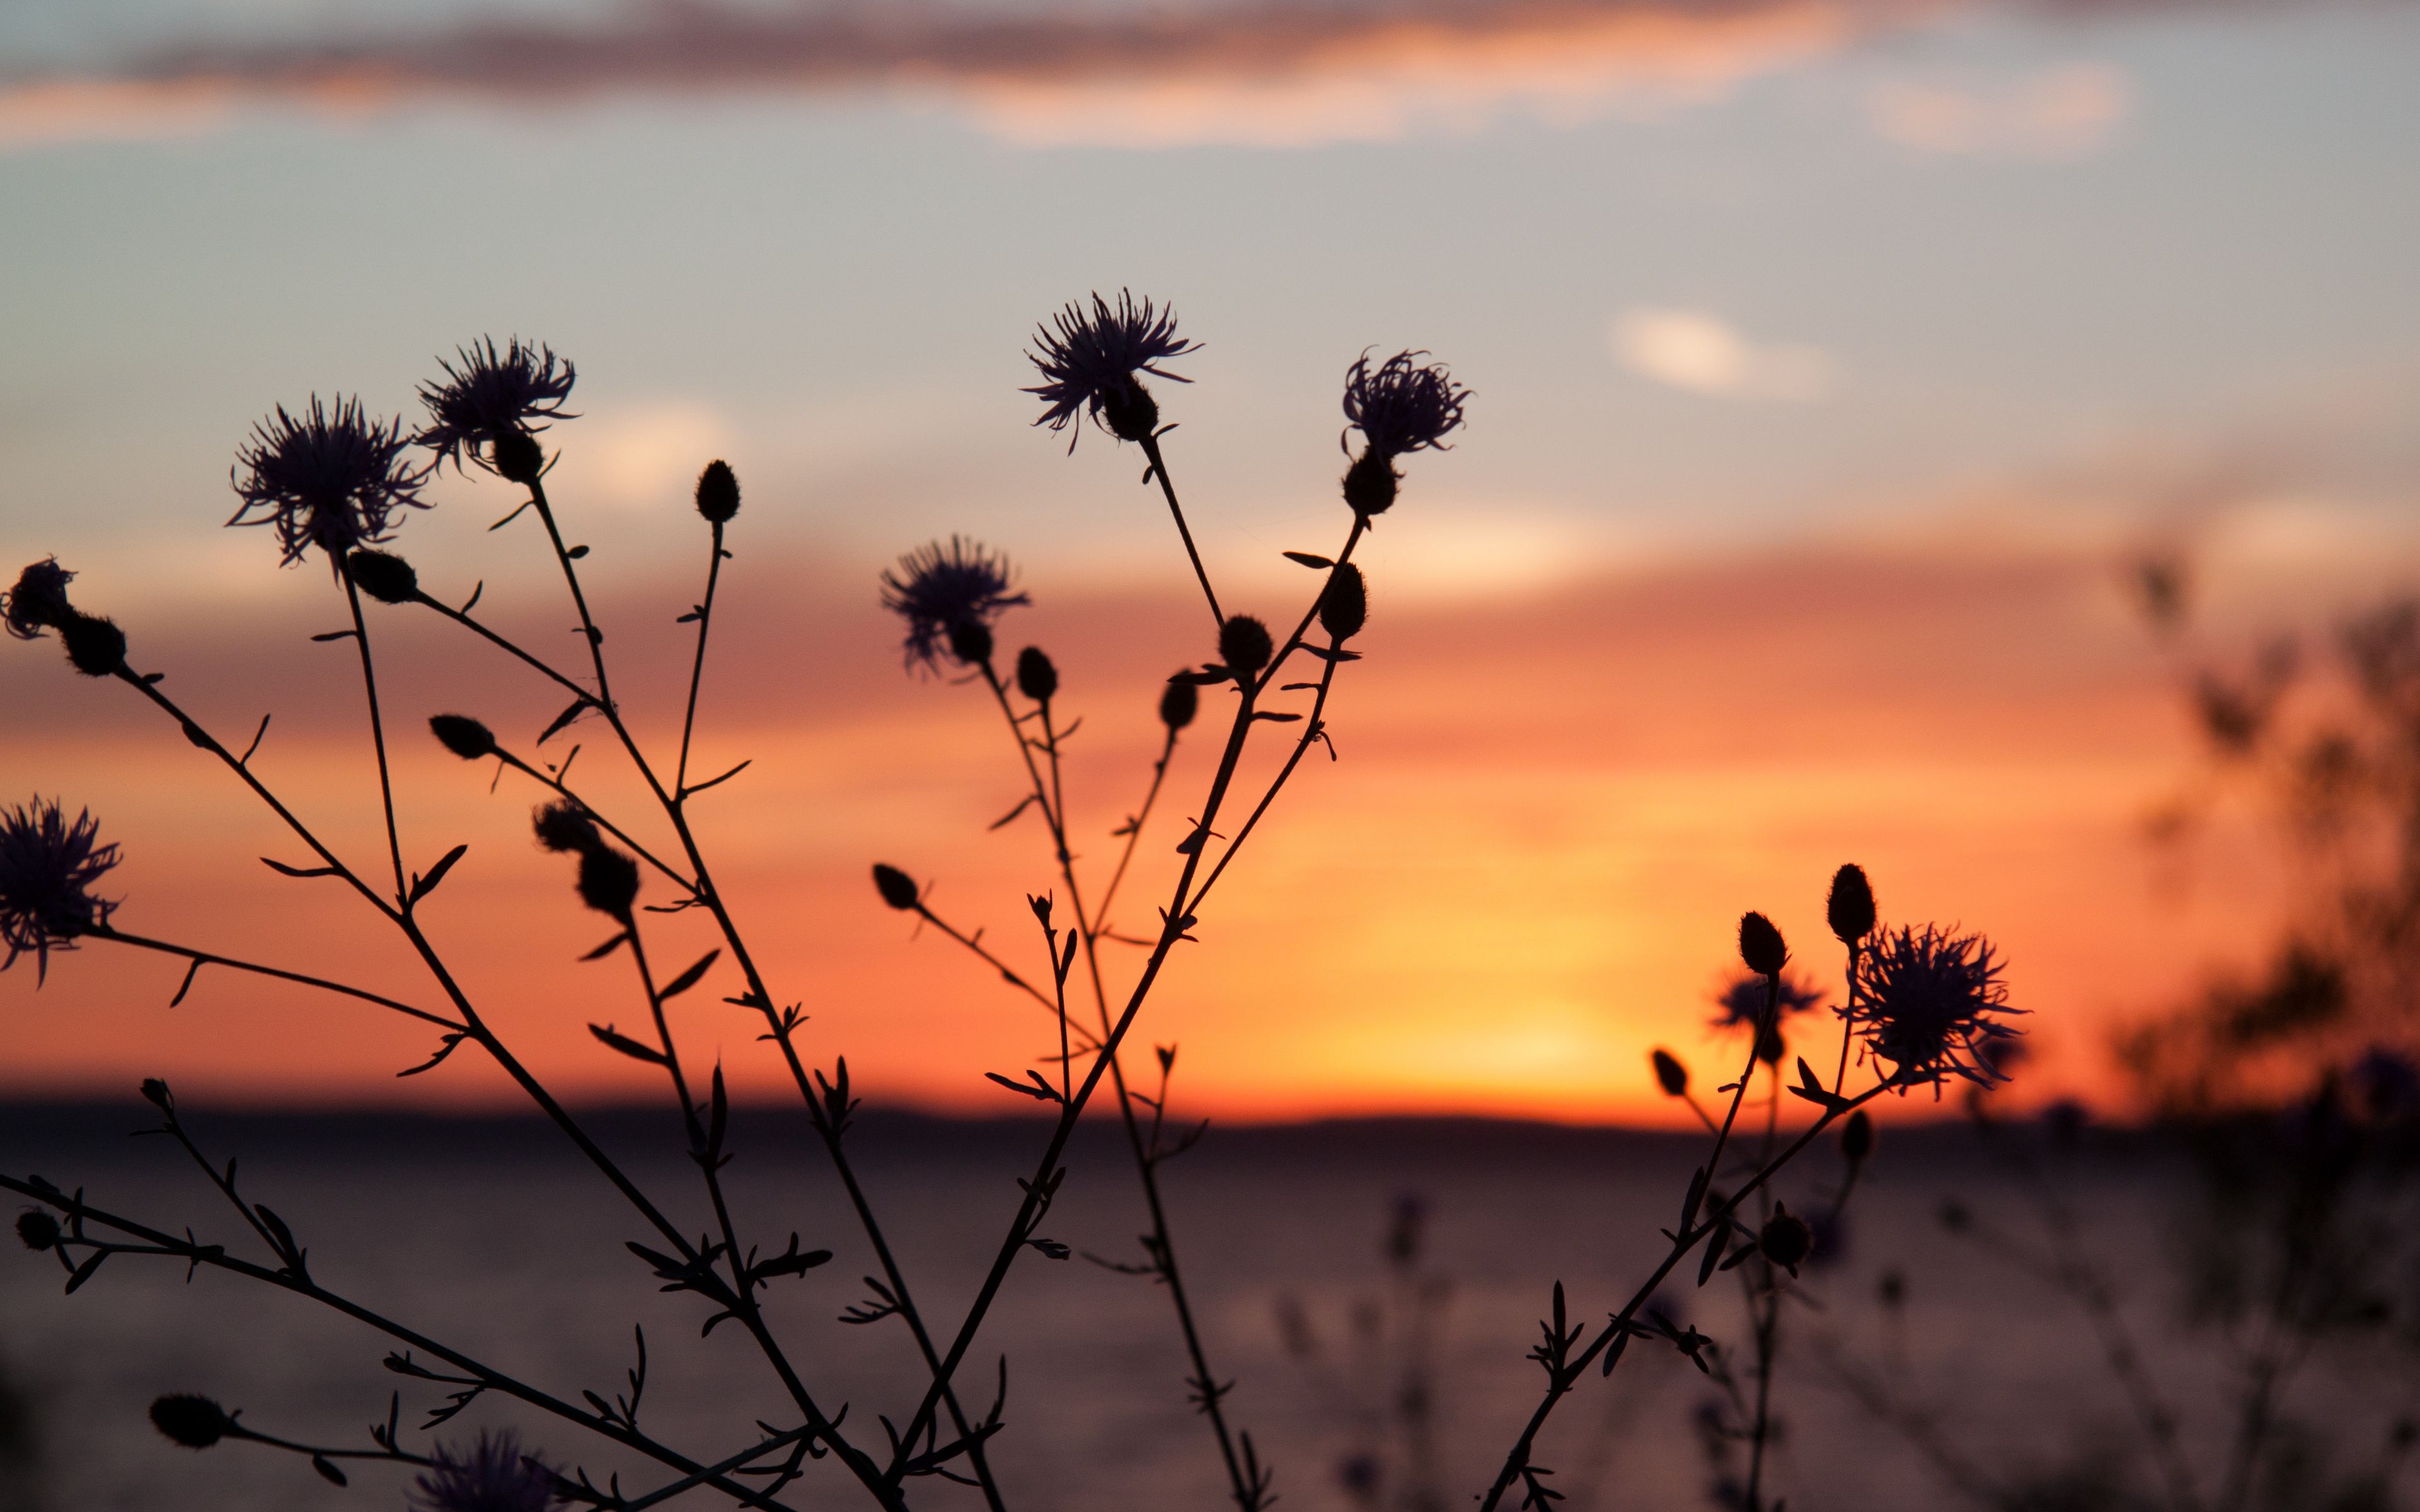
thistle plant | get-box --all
[0,297,2018,1512]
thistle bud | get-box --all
[1758,1205,1814,1274]
[1318,563,1368,642]
[577,845,640,922]
[1016,646,1058,703]
[694,460,740,524]
[532,801,597,855]
[492,429,546,485]
[15,1210,59,1252]
[1651,1048,1688,1097]
[60,612,126,677]
[1841,1109,1874,1164]
[429,715,497,761]
[1159,677,1199,731]
[140,1077,174,1114]
[1737,912,1787,976]
[1342,450,1399,518]
[345,549,419,605]
[1827,864,1876,946]
[1756,1022,1786,1066]
[149,1394,233,1449]
[1099,379,1159,444]
[948,619,994,668]
[872,864,919,911]
[1218,615,1273,676]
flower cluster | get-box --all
[1025,290,1197,447]
[410,1432,561,1512]
[228,397,430,567]
[1845,924,2022,1092]
[533,801,638,924]
[417,337,578,477]
[879,537,1028,671]
[0,797,121,982]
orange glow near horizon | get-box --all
[0,536,2285,1128]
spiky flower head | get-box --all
[879,537,1028,672]
[1025,290,1198,448]
[4,558,74,640]
[0,797,121,983]
[417,338,578,476]
[1342,350,1468,463]
[1847,924,2023,1094]
[410,1432,561,1512]
[229,397,431,567]
[1710,968,1824,1031]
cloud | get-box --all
[1865,61,2131,158]
[1611,307,1835,401]
[0,0,2204,152]
[560,401,738,513]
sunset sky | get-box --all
[3,0,2417,1123]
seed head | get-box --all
[1828,864,1876,946]
[1159,677,1199,731]
[59,612,127,677]
[15,1209,59,1252]
[0,797,122,983]
[410,1432,560,1512]
[577,847,640,922]
[1218,616,1273,676]
[1846,924,2024,1094]
[694,460,740,524]
[880,537,1028,673]
[417,338,578,476]
[1025,290,1198,449]
[1318,563,1368,642]
[1758,1204,1814,1275]
[149,1394,233,1450]
[230,396,431,566]
[429,716,498,761]
[872,864,919,911]
[1016,646,1059,703]
[1737,912,1788,976]
[346,549,420,605]
[1651,1048,1688,1097]
[4,558,75,641]
[532,801,597,856]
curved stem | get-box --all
[88,926,462,1033]
[1134,433,1224,630]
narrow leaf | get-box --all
[309,629,358,643]
[590,1024,669,1067]
[580,932,629,962]
[408,844,470,905]
[684,760,751,796]
[538,697,591,745]
[658,951,721,1002]
[984,1071,1057,1101]
[260,857,342,879]
[168,959,203,1008]
[396,1034,467,1078]
[1282,551,1334,569]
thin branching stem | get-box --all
[87,926,463,1033]
[1135,432,1224,630]
[342,570,410,905]
[677,520,726,796]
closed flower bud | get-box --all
[15,1210,59,1252]
[60,612,126,677]
[1318,563,1368,642]
[140,1077,173,1113]
[1841,1108,1874,1164]
[1827,864,1876,945]
[1756,1022,1786,1066]
[1159,677,1199,731]
[1016,646,1058,703]
[1758,1205,1814,1274]
[1737,912,1787,976]
[948,619,995,668]
[1651,1048,1688,1097]
[1098,379,1160,444]
[694,460,740,524]
[1218,615,1273,675]
[872,864,919,911]
[1342,450,1400,518]
[491,430,546,485]
[532,802,597,856]
[429,715,497,761]
[577,846,639,922]
[345,549,420,605]
[150,1394,234,1449]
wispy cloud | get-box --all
[1865,61,2131,158]
[1612,307,1835,400]
[0,0,2229,152]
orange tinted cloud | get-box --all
[0,537,2278,1126]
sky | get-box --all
[3,0,2418,1123]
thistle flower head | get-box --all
[1828,863,1877,945]
[1710,968,1824,1031]
[1218,615,1273,675]
[149,1394,233,1450]
[15,1208,59,1252]
[1737,912,1788,976]
[1158,677,1199,731]
[1016,646,1059,703]
[1025,290,1198,447]
[229,397,432,567]
[694,460,740,524]
[410,1432,560,1512]
[417,338,577,476]
[4,558,74,640]
[1342,350,1468,463]
[0,797,121,982]
[1847,924,2023,1094]
[879,537,1028,672]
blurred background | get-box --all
[3,0,2419,1508]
